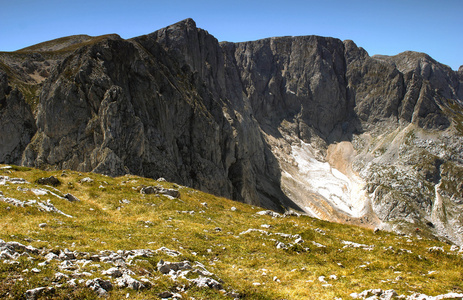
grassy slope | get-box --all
[0,165,462,299]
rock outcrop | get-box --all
[1,18,462,242]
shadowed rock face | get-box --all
[1,18,463,242]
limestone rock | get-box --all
[25,287,55,300]
[0,18,462,243]
[0,72,36,165]
[35,176,61,186]
[86,278,113,296]
[64,193,80,202]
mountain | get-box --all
[1,18,462,245]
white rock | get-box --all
[116,274,145,290]
[102,267,123,278]
[44,253,59,261]
[191,276,223,290]
[86,278,113,296]
[155,247,182,257]
[450,245,459,252]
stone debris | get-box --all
[157,259,192,275]
[79,177,94,183]
[1,238,226,297]
[155,247,182,257]
[116,274,145,290]
[102,267,123,278]
[342,240,375,251]
[37,200,73,218]
[0,176,28,185]
[0,195,73,218]
[25,286,55,300]
[256,210,283,218]
[449,245,460,252]
[312,241,326,248]
[191,276,222,290]
[64,193,80,202]
[30,188,48,196]
[315,228,326,235]
[86,278,113,296]
[230,206,237,211]
[158,291,183,299]
[35,176,61,186]
[428,246,445,253]
[157,259,224,291]
[140,186,181,198]
[351,289,463,300]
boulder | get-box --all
[35,176,61,186]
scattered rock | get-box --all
[86,278,113,296]
[79,177,94,183]
[64,193,80,202]
[140,186,180,198]
[230,206,237,211]
[37,200,73,218]
[191,276,223,290]
[256,210,282,218]
[351,289,463,300]
[342,240,374,251]
[25,286,55,300]
[38,223,47,228]
[157,259,192,274]
[158,291,174,298]
[116,274,145,290]
[311,241,325,248]
[155,247,182,257]
[450,245,459,252]
[428,246,445,253]
[35,176,61,186]
[0,176,28,185]
[102,267,123,278]
[44,252,59,261]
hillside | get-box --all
[1,164,463,299]
[1,18,463,245]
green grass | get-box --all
[1,165,462,299]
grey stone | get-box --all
[191,276,223,290]
[25,287,55,300]
[157,259,192,274]
[140,186,180,198]
[115,274,145,290]
[86,278,113,296]
[64,193,80,202]
[102,267,123,278]
[35,176,61,186]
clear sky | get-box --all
[1,0,461,70]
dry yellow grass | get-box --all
[0,164,462,299]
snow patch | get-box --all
[289,141,369,218]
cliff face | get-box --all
[1,19,462,243]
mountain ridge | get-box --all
[1,18,462,244]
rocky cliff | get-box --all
[1,19,462,244]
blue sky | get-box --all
[1,0,461,70]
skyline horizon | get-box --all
[1,1,461,71]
